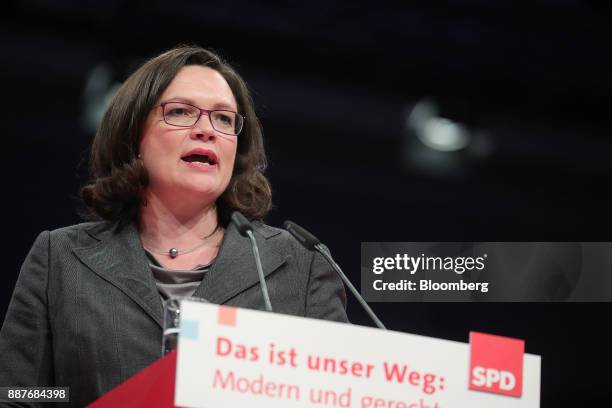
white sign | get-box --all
[175,301,540,407]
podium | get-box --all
[88,302,540,408]
[87,351,177,408]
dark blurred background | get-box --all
[2,1,611,406]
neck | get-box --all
[138,189,222,252]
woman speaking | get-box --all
[0,45,348,406]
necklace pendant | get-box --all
[169,248,179,258]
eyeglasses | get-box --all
[160,101,244,136]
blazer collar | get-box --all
[191,221,286,304]
[73,222,164,328]
[72,220,286,329]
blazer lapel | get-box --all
[193,222,287,305]
[73,222,164,328]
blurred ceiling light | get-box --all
[403,98,493,178]
[421,117,471,151]
[82,63,121,133]
[408,99,471,152]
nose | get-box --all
[190,113,216,141]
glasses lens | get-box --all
[211,111,243,135]
[163,103,199,126]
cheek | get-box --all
[140,131,160,161]
[139,117,158,154]
[222,143,238,173]
[141,130,184,164]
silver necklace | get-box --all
[143,225,221,259]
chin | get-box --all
[180,183,225,200]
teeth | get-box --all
[182,154,216,165]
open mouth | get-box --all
[181,153,218,166]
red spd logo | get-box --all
[469,331,524,398]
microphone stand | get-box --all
[245,229,273,312]
[315,244,386,330]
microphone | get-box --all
[284,221,319,251]
[283,220,386,330]
[231,211,273,312]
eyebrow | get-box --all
[164,96,237,111]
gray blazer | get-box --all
[0,220,348,407]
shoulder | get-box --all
[251,221,316,264]
[20,221,117,275]
[252,221,284,239]
[252,221,295,246]
[46,220,117,248]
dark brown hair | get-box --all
[80,45,272,228]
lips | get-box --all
[181,148,218,166]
